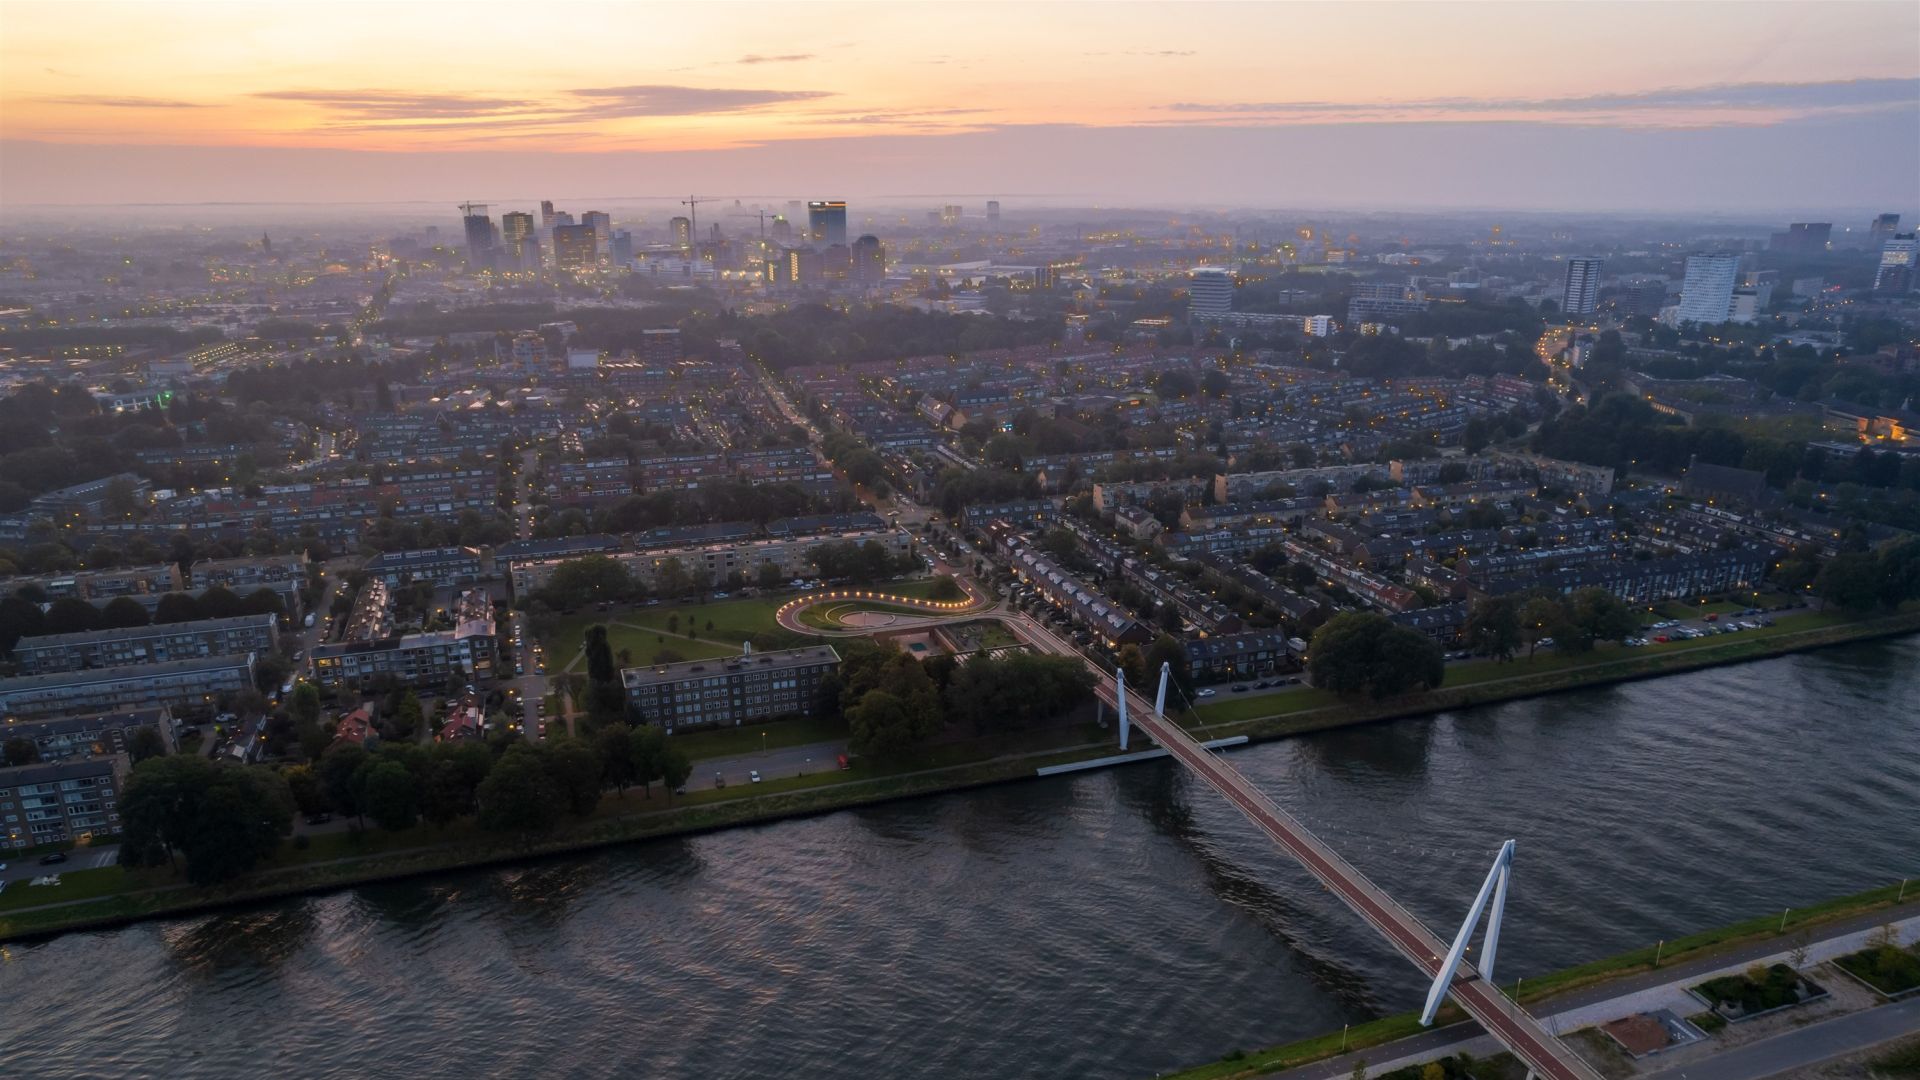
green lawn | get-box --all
[667,714,850,760]
[604,623,742,664]
[0,864,159,912]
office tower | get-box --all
[1768,223,1832,253]
[986,200,1000,224]
[1875,234,1917,295]
[1675,253,1740,325]
[553,211,575,227]
[1561,257,1603,316]
[610,230,633,263]
[852,235,885,283]
[1617,279,1667,316]
[539,200,555,229]
[552,224,597,269]
[459,202,495,265]
[500,211,536,264]
[1870,213,1900,244]
[260,233,272,255]
[821,243,852,280]
[670,216,692,250]
[770,215,793,243]
[807,200,847,247]
[1188,267,1234,316]
[940,204,962,227]
[582,211,611,257]
[785,246,821,285]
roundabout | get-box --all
[775,579,994,636]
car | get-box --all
[1195,688,1216,698]
[305,812,333,825]
[837,755,850,771]
[1652,635,1668,643]
[1537,637,1555,648]
[714,773,726,788]
[712,591,730,599]
[1285,677,1301,685]
[0,863,7,872]
[749,770,763,783]
[1254,681,1272,689]
[1231,685,1249,693]
[1704,613,1719,622]
[39,852,68,865]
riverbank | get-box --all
[1163,882,1920,1080]
[3,607,1914,944]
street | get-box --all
[695,739,849,789]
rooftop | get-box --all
[622,645,841,689]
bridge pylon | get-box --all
[1421,839,1516,1027]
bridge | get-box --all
[777,587,1602,1077]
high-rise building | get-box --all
[581,211,612,258]
[609,230,633,263]
[552,224,597,269]
[1875,234,1917,295]
[1869,213,1901,244]
[539,200,555,229]
[852,234,886,283]
[1188,267,1234,317]
[1769,223,1832,253]
[670,216,692,250]
[500,211,537,268]
[770,215,793,243]
[459,203,494,266]
[940,204,962,227]
[986,200,1001,224]
[807,200,847,247]
[1561,257,1603,316]
[1675,253,1740,326]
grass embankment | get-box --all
[1166,879,1920,1080]
[1183,608,1914,742]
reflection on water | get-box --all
[0,636,1914,1080]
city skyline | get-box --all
[1,1,1917,209]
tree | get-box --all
[197,585,244,619]
[1564,588,1638,653]
[1816,551,1886,611]
[282,764,327,817]
[319,744,371,821]
[42,596,102,635]
[116,756,293,885]
[476,745,562,839]
[0,593,46,656]
[1464,596,1521,661]
[657,741,692,805]
[927,575,966,602]
[152,591,201,624]
[1518,596,1565,658]
[360,760,420,831]
[584,624,617,685]
[4,736,39,766]
[240,587,286,618]
[595,723,637,794]
[630,725,666,796]
[544,738,606,817]
[126,725,167,763]
[847,691,933,760]
[1145,634,1193,697]
[100,596,151,629]
[422,741,494,827]
[1307,613,1445,698]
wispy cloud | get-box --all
[736,53,813,65]
[1164,78,1920,126]
[253,90,537,119]
[35,94,210,109]
[566,85,831,117]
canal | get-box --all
[2,635,1916,1079]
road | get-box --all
[695,739,849,790]
[0,845,119,884]
[1646,995,1920,1080]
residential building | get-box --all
[0,755,129,849]
[309,590,495,690]
[0,709,172,762]
[1875,234,1917,295]
[1561,257,1603,316]
[11,614,280,676]
[0,655,257,719]
[1188,267,1234,317]
[623,645,841,730]
[1675,253,1740,326]
[362,547,483,588]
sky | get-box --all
[1,0,1917,212]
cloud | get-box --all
[566,85,832,117]
[35,94,209,109]
[1164,78,1920,126]
[736,53,813,65]
[253,90,538,119]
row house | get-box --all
[12,614,280,676]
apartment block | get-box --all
[622,646,841,730]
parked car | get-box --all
[1231,685,1249,693]
[1195,688,1216,698]
[714,773,726,788]
[749,770,763,783]
[39,852,67,865]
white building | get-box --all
[1188,267,1234,317]
[1674,253,1740,326]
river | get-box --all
[3,636,1917,1079]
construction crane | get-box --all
[681,195,713,247]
